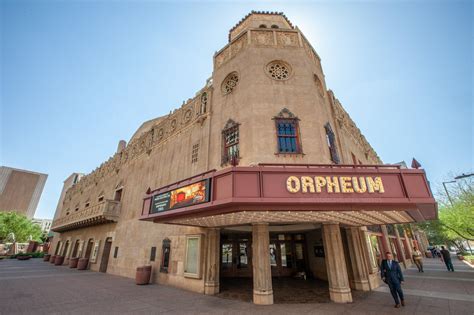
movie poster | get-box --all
[150,179,211,213]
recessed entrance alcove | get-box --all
[217,224,333,304]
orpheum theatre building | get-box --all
[50,12,437,305]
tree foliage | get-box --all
[0,212,43,243]
[417,176,474,250]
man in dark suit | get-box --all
[381,252,405,308]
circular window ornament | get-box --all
[158,128,164,138]
[184,109,192,123]
[170,119,177,132]
[221,72,239,95]
[266,60,291,81]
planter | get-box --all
[43,254,51,262]
[17,255,32,261]
[458,255,464,260]
[77,258,89,270]
[69,257,79,268]
[54,255,65,265]
[49,255,57,263]
[136,266,152,285]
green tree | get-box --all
[417,175,474,251]
[0,212,43,243]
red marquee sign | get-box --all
[140,164,437,223]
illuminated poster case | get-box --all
[150,179,211,214]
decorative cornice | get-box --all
[63,87,212,203]
[328,90,382,164]
[228,11,294,42]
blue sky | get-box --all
[1,1,472,219]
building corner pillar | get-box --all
[204,228,220,295]
[346,227,370,291]
[252,223,273,305]
[322,223,353,303]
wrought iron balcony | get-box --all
[51,199,121,232]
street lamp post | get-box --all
[443,173,474,205]
[454,173,474,180]
[442,180,456,206]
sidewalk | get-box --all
[0,256,472,314]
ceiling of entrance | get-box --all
[166,210,413,227]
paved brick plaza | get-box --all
[0,256,472,314]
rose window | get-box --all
[222,72,239,94]
[266,61,291,80]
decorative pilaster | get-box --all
[204,228,220,295]
[322,223,353,303]
[346,227,370,291]
[252,223,273,305]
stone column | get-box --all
[346,227,370,291]
[394,226,407,268]
[204,228,220,295]
[322,223,353,303]
[359,227,382,290]
[402,228,414,264]
[252,223,273,305]
[380,225,390,259]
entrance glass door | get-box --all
[270,233,306,277]
[221,234,252,277]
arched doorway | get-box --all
[62,241,70,257]
[54,241,61,255]
[99,237,113,273]
[71,240,80,258]
[85,239,94,259]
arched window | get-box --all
[259,24,267,28]
[114,182,123,202]
[273,108,302,154]
[200,92,208,114]
[325,123,340,164]
[98,191,105,203]
[221,119,240,165]
[271,24,279,29]
[221,72,239,95]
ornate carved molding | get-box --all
[328,90,382,164]
[214,29,301,70]
[275,108,297,119]
[63,87,213,203]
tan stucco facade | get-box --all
[50,12,428,305]
[0,166,47,218]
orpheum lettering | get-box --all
[286,176,385,194]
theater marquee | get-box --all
[141,165,437,225]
